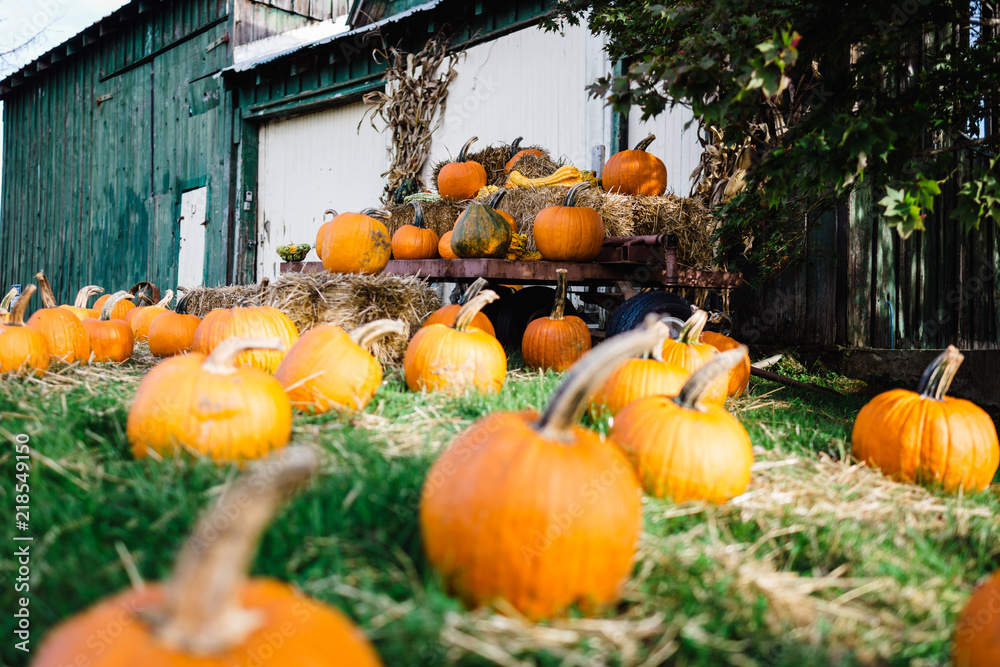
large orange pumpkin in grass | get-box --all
[59,285,103,320]
[954,569,1000,666]
[148,311,201,357]
[404,290,506,395]
[438,136,487,200]
[27,272,90,364]
[700,330,751,397]
[93,290,136,321]
[504,136,545,172]
[661,310,727,405]
[129,338,292,462]
[82,292,135,363]
[521,268,591,372]
[277,319,407,413]
[33,447,383,667]
[319,208,392,275]
[193,302,298,373]
[125,289,174,342]
[533,182,605,262]
[0,285,50,375]
[602,133,667,196]
[422,277,496,337]
[420,319,668,620]
[851,346,999,492]
[315,208,337,262]
[391,201,439,260]
[611,347,754,504]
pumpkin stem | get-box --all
[916,345,965,401]
[361,207,391,220]
[324,208,338,223]
[458,136,478,162]
[454,290,499,332]
[349,319,408,350]
[459,277,489,306]
[155,289,175,309]
[645,322,671,362]
[202,338,284,375]
[412,201,426,229]
[634,134,656,151]
[676,309,708,344]
[536,315,671,439]
[73,285,104,308]
[508,136,523,160]
[674,347,746,411]
[99,291,134,321]
[563,181,591,207]
[34,272,58,308]
[550,269,570,320]
[152,445,318,655]
[1,287,16,312]
[488,187,508,210]
[5,284,37,326]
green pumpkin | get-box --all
[393,177,421,205]
[450,190,513,258]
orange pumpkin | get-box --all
[700,330,751,397]
[59,285,103,320]
[0,285,50,375]
[661,310,727,404]
[316,208,337,261]
[148,311,201,357]
[521,269,591,372]
[26,272,90,364]
[93,290,136,321]
[82,292,135,363]
[404,290,506,395]
[851,346,999,492]
[129,338,292,462]
[611,347,754,503]
[602,133,667,196]
[319,207,392,274]
[420,320,668,620]
[438,136,487,200]
[277,319,406,413]
[422,277,496,337]
[438,231,458,259]
[504,136,545,172]
[33,447,383,667]
[953,568,1000,666]
[533,182,605,262]
[192,302,298,373]
[391,201,439,259]
[126,289,174,342]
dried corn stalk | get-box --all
[361,32,462,202]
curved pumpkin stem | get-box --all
[349,319,407,350]
[459,277,489,306]
[412,201,426,229]
[74,285,104,308]
[458,136,478,162]
[152,446,318,655]
[550,269,570,321]
[361,207,391,220]
[454,290,499,332]
[155,289,175,309]
[676,309,708,344]
[1,287,16,312]
[488,187,507,210]
[5,284,37,327]
[634,133,656,152]
[675,347,747,411]
[99,291,134,321]
[35,272,58,308]
[202,338,284,375]
[508,136,523,160]
[536,315,670,440]
[563,181,591,207]
[644,320,672,362]
[324,208,338,223]
[917,345,964,401]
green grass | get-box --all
[1,352,998,666]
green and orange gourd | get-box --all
[450,195,512,259]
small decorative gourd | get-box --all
[82,291,135,363]
[610,347,754,503]
[422,277,496,337]
[129,338,292,462]
[533,182,605,262]
[276,319,407,412]
[521,269,591,372]
[602,133,668,196]
[319,208,392,275]
[438,136,487,200]
[192,302,298,373]
[27,272,90,364]
[851,346,999,492]
[0,285,51,375]
[391,201,439,259]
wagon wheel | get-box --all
[493,285,579,351]
[605,291,692,338]
[129,281,161,306]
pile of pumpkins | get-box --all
[314,133,671,274]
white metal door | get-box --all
[178,186,208,288]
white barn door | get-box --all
[178,186,208,288]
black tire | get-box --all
[480,284,515,331]
[493,286,578,350]
[605,291,692,338]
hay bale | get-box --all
[630,194,719,270]
[385,199,465,239]
[505,152,561,179]
[262,272,441,365]
[177,283,267,316]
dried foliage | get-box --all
[362,32,462,202]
